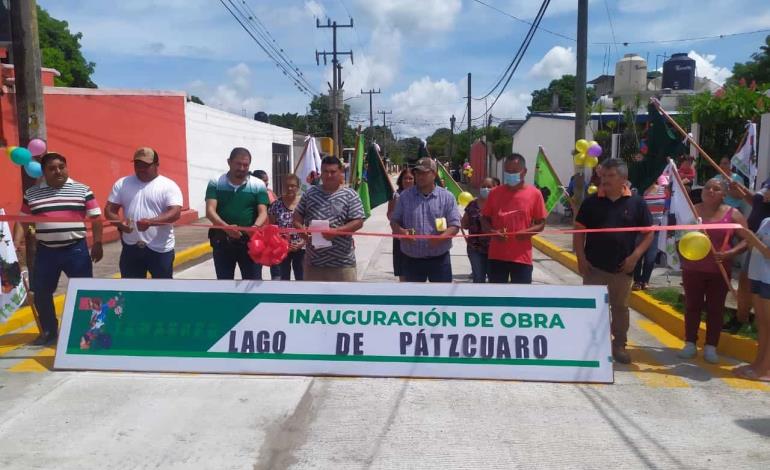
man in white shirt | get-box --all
[105,147,183,278]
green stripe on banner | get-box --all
[66,349,600,368]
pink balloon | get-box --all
[587,144,602,157]
[27,138,47,157]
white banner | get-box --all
[55,279,613,383]
[296,136,322,194]
[731,122,757,188]
[0,209,27,323]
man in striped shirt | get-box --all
[13,152,103,346]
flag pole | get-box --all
[668,158,736,297]
[292,138,311,174]
[651,98,750,196]
[373,145,397,194]
[350,127,362,188]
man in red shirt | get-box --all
[481,153,547,283]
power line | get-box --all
[473,0,550,119]
[603,0,619,61]
[471,0,575,42]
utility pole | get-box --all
[10,0,47,270]
[573,0,588,206]
[361,88,381,144]
[449,114,456,162]
[315,18,353,158]
[466,73,472,157]
[377,109,392,154]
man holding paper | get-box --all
[391,158,461,282]
[294,156,364,281]
[481,153,547,284]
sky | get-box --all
[38,0,770,138]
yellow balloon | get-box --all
[587,184,598,195]
[585,156,599,168]
[575,139,589,153]
[679,231,711,261]
[6,146,18,157]
[458,191,474,208]
[588,140,599,149]
[574,153,586,166]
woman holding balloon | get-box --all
[678,178,749,363]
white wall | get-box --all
[185,102,294,215]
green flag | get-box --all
[534,148,565,213]
[354,135,371,218]
[364,144,394,211]
[437,161,463,199]
[629,103,687,192]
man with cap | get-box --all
[105,147,183,279]
[391,157,461,282]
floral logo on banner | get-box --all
[0,209,27,323]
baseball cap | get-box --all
[133,147,157,164]
[413,157,437,173]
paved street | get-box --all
[0,203,769,469]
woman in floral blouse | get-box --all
[268,174,305,280]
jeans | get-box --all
[682,269,729,346]
[633,232,659,284]
[211,238,262,280]
[31,239,93,335]
[488,260,533,284]
[279,250,305,280]
[119,242,175,279]
[583,266,632,348]
[467,249,489,283]
[403,252,452,283]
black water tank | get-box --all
[253,112,269,123]
[662,53,696,90]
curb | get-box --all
[532,235,757,364]
[0,241,213,337]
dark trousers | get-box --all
[269,264,281,280]
[403,252,452,283]
[467,249,489,283]
[279,250,305,280]
[119,242,175,279]
[31,239,93,335]
[211,239,262,280]
[683,269,729,346]
[633,232,659,284]
[488,259,533,284]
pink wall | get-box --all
[1,89,189,216]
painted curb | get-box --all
[533,235,757,364]
[0,242,212,337]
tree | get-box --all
[426,128,452,158]
[728,35,770,87]
[37,6,96,88]
[529,74,596,112]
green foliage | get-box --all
[37,5,96,88]
[684,81,770,180]
[426,128,452,158]
[529,74,596,112]
[728,35,770,87]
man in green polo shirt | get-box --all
[205,147,269,280]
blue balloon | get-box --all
[10,147,32,166]
[24,160,42,178]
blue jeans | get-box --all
[31,239,93,334]
[404,252,452,283]
[279,250,305,280]
[467,249,489,283]
[488,259,533,284]
[119,242,175,279]
[211,238,261,280]
[633,232,659,284]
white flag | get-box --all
[731,122,757,188]
[296,136,323,194]
[0,209,27,323]
[658,162,698,271]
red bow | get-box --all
[247,225,289,266]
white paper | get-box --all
[309,219,332,248]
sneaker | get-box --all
[704,345,719,364]
[612,347,632,364]
[678,342,697,359]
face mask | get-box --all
[479,187,491,198]
[503,171,521,186]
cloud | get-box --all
[528,46,575,80]
[689,50,732,85]
[189,63,265,115]
[504,0,586,18]
[351,0,462,35]
[304,0,325,19]
[615,0,668,13]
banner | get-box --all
[658,162,697,270]
[731,122,757,189]
[437,160,463,199]
[55,279,613,383]
[0,209,27,323]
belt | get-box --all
[134,241,147,248]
